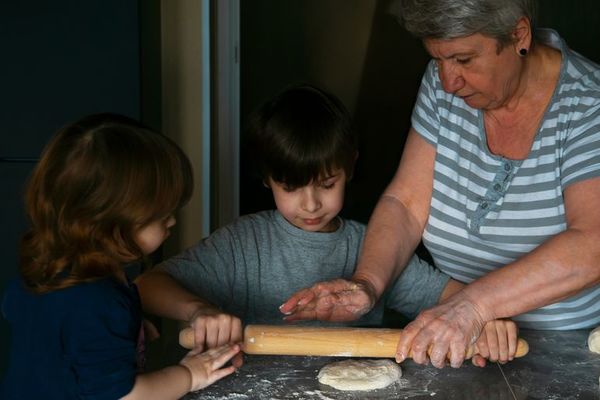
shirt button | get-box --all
[493,183,502,191]
[504,163,511,171]
[481,202,488,209]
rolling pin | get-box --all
[179,324,529,359]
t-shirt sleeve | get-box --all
[384,255,450,319]
[157,224,239,309]
[411,60,442,146]
[62,282,139,400]
[560,100,600,187]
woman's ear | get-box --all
[512,17,532,55]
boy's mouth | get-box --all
[302,217,322,226]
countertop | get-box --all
[180,329,600,400]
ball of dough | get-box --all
[588,326,600,354]
[317,359,402,391]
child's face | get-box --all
[268,169,346,232]
[134,214,176,255]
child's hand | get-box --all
[189,308,243,350]
[471,319,518,367]
[189,308,243,367]
[179,343,241,392]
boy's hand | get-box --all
[279,278,376,322]
[471,319,518,367]
[179,343,241,392]
[189,308,243,367]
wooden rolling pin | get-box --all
[179,324,529,359]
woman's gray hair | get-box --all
[390,0,537,46]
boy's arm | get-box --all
[438,278,465,301]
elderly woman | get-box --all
[281,0,600,369]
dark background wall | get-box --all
[239,0,600,223]
[0,0,141,376]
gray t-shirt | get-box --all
[159,210,449,326]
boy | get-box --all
[136,85,515,365]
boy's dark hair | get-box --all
[20,113,193,293]
[247,84,357,188]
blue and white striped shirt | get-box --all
[412,30,600,329]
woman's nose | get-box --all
[439,62,465,94]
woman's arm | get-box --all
[354,128,436,297]
[397,176,600,368]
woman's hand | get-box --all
[396,292,489,369]
[179,343,241,392]
[189,308,243,367]
[279,278,378,322]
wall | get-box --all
[160,0,210,255]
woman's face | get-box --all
[424,33,523,110]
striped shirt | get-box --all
[412,29,600,330]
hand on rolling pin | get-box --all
[471,319,519,368]
[279,278,377,322]
[396,292,490,369]
[188,307,244,368]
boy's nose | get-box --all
[301,189,321,213]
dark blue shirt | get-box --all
[1,276,142,399]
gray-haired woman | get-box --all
[281,0,600,369]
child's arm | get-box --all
[121,343,241,400]
[135,269,243,351]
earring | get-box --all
[519,48,528,56]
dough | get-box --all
[317,359,402,391]
[588,326,600,354]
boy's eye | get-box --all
[282,185,296,193]
[320,178,338,189]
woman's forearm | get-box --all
[462,227,600,321]
[353,130,436,299]
[353,194,425,299]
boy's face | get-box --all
[268,169,346,233]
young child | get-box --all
[1,114,241,400]
[136,85,519,366]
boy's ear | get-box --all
[347,151,359,182]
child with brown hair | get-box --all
[1,114,240,399]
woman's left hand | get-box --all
[396,292,489,368]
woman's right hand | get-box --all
[189,308,243,367]
[279,278,377,322]
[179,343,241,392]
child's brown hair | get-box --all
[20,113,193,293]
